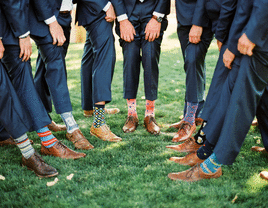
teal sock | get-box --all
[37,127,57,148]
[200,153,222,173]
[61,112,79,133]
[93,104,106,128]
[14,134,35,159]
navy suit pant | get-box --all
[34,13,71,113]
[81,13,115,108]
[0,62,30,140]
[1,45,51,132]
[177,24,213,117]
[213,50,268,165]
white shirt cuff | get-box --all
[44,15,57,25]
[0,37,2,39]
[117,14,128,22]
[19,31,30,38]
[103,2,111,12]
[153,11,165,18]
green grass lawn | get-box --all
[1,25,268,207]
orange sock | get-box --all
[145,100,155,117]
[127,99,138,117]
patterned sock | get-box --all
[127,99,138,117]
[93,104,106,128]
[184,102,198,125]
[200,153,222,173]
[197,140,215,159]
[145,100,155,117]
[37,127,58,148]
[194,121,207,145]
[61,111,79,133]
[14,134,35,159]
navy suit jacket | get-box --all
[227,0,253,56]
[175,0,209,27]
[244,0,268,51]
[29,0,62,37]
[75,0,128,26]
[193,0,237,43]
[0,0,30,46]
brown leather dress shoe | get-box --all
[123,116,139,133]
[22,152,58,178]
[260,171,268,180]
[0,137,33,146]
[66,129,94,150]
[84,108,120,117]
[41,141,86,159]
[90,124,122,142]
[170,118,203,129]
[166,137,202,153]
[144,115,160,135]
[172,121,196,142]
[169,152,204,166]
[251,146,268,154]
[168,164,222,182]
[47,121,67,132]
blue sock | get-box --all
[37,127,57,148]
[200,153,222,173]
[93,104,106,128]
[197,140,215,159]
[61,112,79,133]
[184,102,198,125]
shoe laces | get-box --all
[186,164,200,179]
[56,141,67,150]
[149,116,158,125]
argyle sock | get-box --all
[14,134,35,159]
[127,99,138,117]
[194,121,207,145]
[145,100,155,117]
[37,127,58,148]
[184,102,198,125]
[93,104,106,128]
[61,111,79,133]
[200,153,222,173]
[197,140,215,160]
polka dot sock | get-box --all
[93,104,106,128]
[145,100,155,117]
[127,99,138,117]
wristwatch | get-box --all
[152,15,162,23]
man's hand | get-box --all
[105,4,116,22]
[0,39,4,59]
[217,39,222,51]
[223,48,235,69]
[49,21,66,46]
[238,33,255,56]
[120,19,136,42]
[19,36,32,62]
[145,18,161,42]
[189,25,203,44]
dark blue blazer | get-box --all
[193,0,237,43]
[175,0,209,27]
[0,0,30,46]
[28,0,62,37]
[75,0,127,26]
[244,0,268,51]
[227,0,253,56]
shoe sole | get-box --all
[22,164,59,178]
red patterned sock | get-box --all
[145,100,155,117]
[127,99,138,117]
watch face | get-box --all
[157,17,162,23]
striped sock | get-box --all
[14,134,35,159]
[37,127,57,148]
[184,102,198,125]
[93,104,106,128]
[145,100,155,117]
[61,111,79,133]
[127,99,138,117]
[200,153,222,173]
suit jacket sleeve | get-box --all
[215,0,237,43]
[244,0,268,48]
[192,0,210,28]
[154,0,170,15]
[110,0,126,17]
[227,0,253,56]
[1,0,29,38]
[79,0,110,14]
[30,0,55,22]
